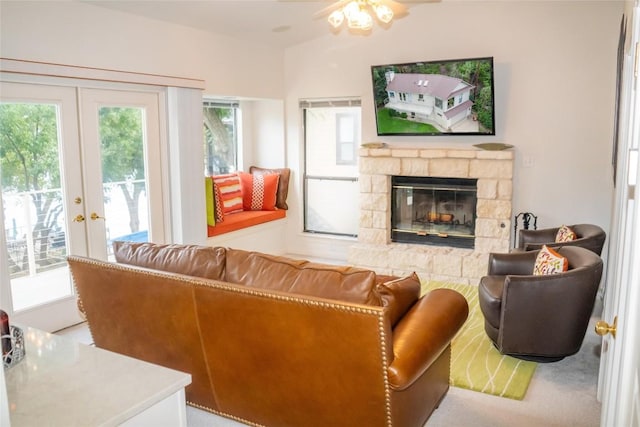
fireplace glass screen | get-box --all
[391,176,478,248]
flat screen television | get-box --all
[371,56,495,136]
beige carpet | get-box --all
[422,281,537,400]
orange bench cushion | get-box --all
[207,210,286,237]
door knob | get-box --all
[72,214,85,222]
[595,316,617,338]
[90,212,105,221]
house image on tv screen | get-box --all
[384,71,476,132]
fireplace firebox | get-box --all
[391,176,478,249]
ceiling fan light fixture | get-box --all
[328,10,345,28]
[342,1,361,21]
[348,9,373,30]
[326,0,399,32]
[374,4,393,24]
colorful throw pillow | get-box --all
[533,245,569,275]
[205,177,215,226]
[238,172,279,211]
[212,181,224,223]
[212,173,243,215]
[555,225,577,242]
[250,166,291,210]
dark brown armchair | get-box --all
[478,246,603,362]
[515,223,606,255]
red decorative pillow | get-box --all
[250,166,291,210]
[555,225,577,242]
[212,174,243,215]
[238,172,279,211]
[533,245,569,275]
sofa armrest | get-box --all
[387,288,468,391]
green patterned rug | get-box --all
[422,281,537,400]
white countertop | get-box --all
[5,326,191,426]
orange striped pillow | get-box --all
[212,173,243,215]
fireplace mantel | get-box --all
[348,147,513,285]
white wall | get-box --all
[283,0,623,259]
[0,1,285,99]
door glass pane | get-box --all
[98,107,149,260]
[0,102,73,311]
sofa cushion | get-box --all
[113,241,226,280]
[249,166,291,210]
[376,273,421,327]
[225,248,378,304]
[224,248,309,290]
[290,264,379,305]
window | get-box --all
[435,98,443,109]
[301,99,360,237]
[418,94,424,102]
[203,100,238,175]
[336,113,357,165]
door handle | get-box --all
[90,212,105,221]
[595,316,617,338]
[72,214,85,222]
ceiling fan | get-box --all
[312,0,440,32]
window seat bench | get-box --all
[207,210,286,237]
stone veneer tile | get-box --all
[498,179,513,200]
[429,158,470,177]
[476,199,512,220]
[360,192,387,211]
[448,149,477,159]
[475,218,510,240]
[359,210,373,228]
[401,158,430,176]
[360,157,401,175]
[419,149,449,158]
[391,149,419,158]
[371,174,388,193]
[476,150,513,160]
[476,179,498,199]
[372,211,387,229]
[358,228,387,245]
[359,174,372,193]
[469,159,513,179]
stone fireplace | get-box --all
[348,147,513,285]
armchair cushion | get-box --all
[533,245,568,275]
[555,224,577,242]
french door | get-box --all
[0,81,166,332]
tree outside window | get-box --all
[203,101,238,175]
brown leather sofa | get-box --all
[67,242,469,427]
[515,223,606,255]
[478,246,603,362]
